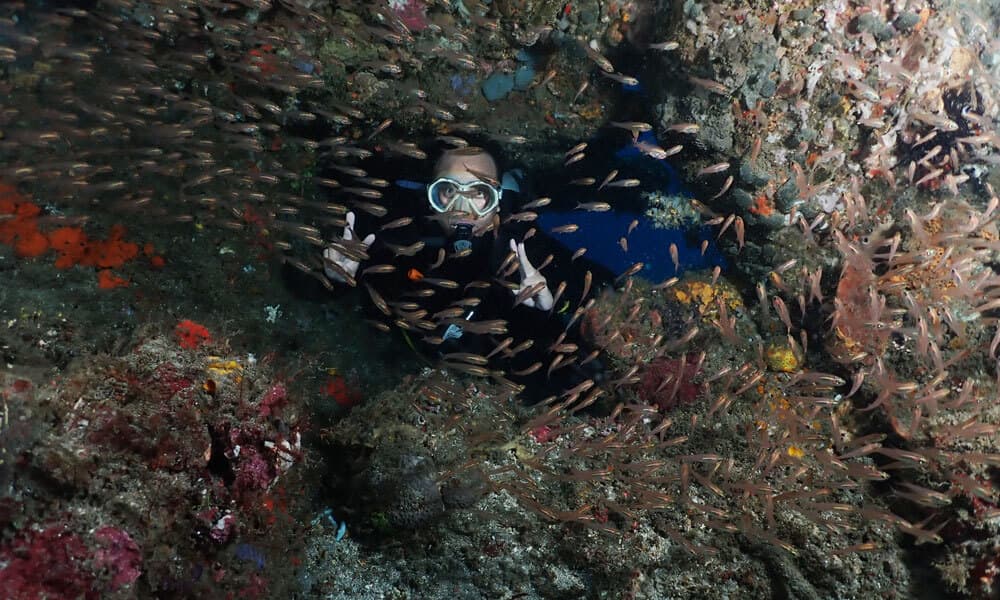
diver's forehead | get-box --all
[435,171,489,185]
[434,151,497,181]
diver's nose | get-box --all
[451,195,476,214]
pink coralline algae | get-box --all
[389,0,429,32]
[637,356,705,411]
[529,425,559,444]
[259,383,288,417]
[0,525,96,600]
[195,508,237,544]
[147,362,194,402]
[93,526,142,590]
[210,513,237,544]
[234,446,275,494]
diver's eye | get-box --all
[439,182,458,198]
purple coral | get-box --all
[0,525,96,599]
[234,447,275,493]
[637,355,705,411]
[258,383,287,417]
[93,526,142,590]
[389,0,429,32]
[209,513,236,544]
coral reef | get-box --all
[643,190,702,230]
[1,0,1000,598]
[0,334,308,596]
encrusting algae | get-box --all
[765,342,801,373]
[670,277,742,317]
[0,181,164,288]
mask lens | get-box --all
[427,178,500,216]
[464,183,499,215]
[428,179,459,212]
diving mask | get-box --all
[426,177,502,217]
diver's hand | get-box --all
[509,239,554,311]
[323,211,375,285]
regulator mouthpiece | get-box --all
[453,223,473,252]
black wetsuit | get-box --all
[340,176,615,402]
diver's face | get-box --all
[432,152,499,237]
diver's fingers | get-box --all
[361,233,375,248]
[343,211,356,241]
[516,241,537,275]
[340,256,361,279]
[325,248,353,272]
[521,295,536,308]
[509,239,525,277]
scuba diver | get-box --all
[321,147,614,400]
